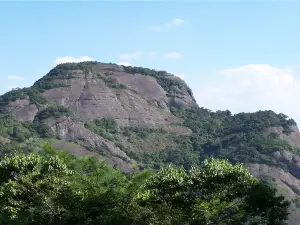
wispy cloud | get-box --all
[7,75,24,81]
[53,56,94,66]
[148,18,184,31]
[119,50,143,61]
[193,63,300,125]
[170,18,184,25]
[163,52,182,59]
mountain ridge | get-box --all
[2,61,300,223]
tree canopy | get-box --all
[0,146,290,225]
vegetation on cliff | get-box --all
[0,63,297,172]
[33,61,98,91]
[123,65,194,96]
[128,107,297,171]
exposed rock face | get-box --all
[247,163,300,225]
[113,72,170,110]
[264,125,300,148]
[8,97,38,121]
[248,163,300,199]
[3,62,300,223]
[45,116,135,172]
[166,75,196,109]
[3,62,196,172]
[39,64,195,128]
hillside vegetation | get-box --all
[0,62,298,170]
[0,146,289,225]
[0,62,300,224]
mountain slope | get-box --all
[1,61,300,223]
[0,62,196,171]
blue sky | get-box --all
[1,2,300,122]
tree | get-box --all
[0,148,290,225]
[0,153,73,225]
[136,157,290,225]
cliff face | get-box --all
[10,62,196,126]
[2,62,300,224]
[1,62,196,172]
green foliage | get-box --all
[33,61,98,91]
[0,88,47,110]
[0,62,296,224]
[122,126,165,139]
[141,146,199,170]
[165,107,298,169]
[136,157,290,225]
[0,149,289,225]
[0,108,62,142]
[0,153,73,225]
[44,61,97,79]
[123,66,191,94]
[132,107,298,174]
[33,79,70,91]
[0,137,46,159]
[85,118,118,141]
[0,115,39,142]
[25,105,74,139]
[244,182,290,225]
[36,106,73,121]
[293,196,300,208]
[223,110,296,135]
[35,123,56,139]
[96,72,126,89]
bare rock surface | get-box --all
[247,163,300,225]
[248,163,300,199]
[3,62,195,172]
[47,116,135,172]
[40,63,195,130]
[8,97,38,121]
[264,125,300,148]
[3,62,300,224]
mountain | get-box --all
[1,61,300,224]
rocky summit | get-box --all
[0,62,196,172]
[2,61,300,224]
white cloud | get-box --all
[148,18,184,31]
[117,62,131,66]
[119,50,143,61]
[163,52,182,59]
[192,64,300,124]
[53,56,94,66]
[171,18,184,25]
[7,75,24,81]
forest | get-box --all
[0,144,290,225]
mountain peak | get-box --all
[3,62,300,224]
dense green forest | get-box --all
[129,107,297,171]
[0,145,290,225]
[0,104,295,171]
